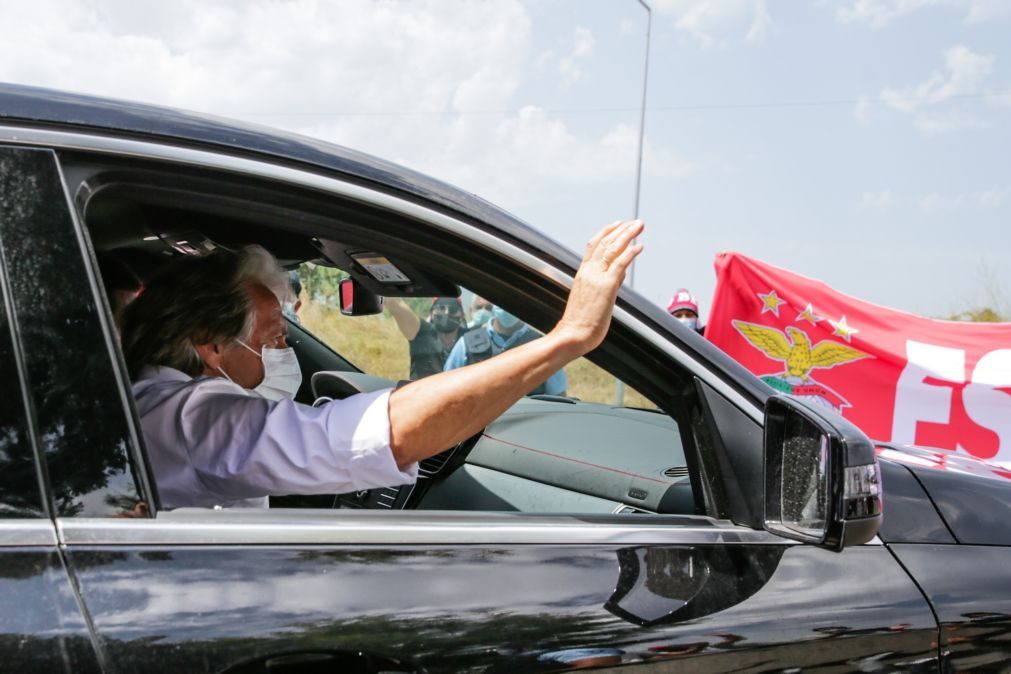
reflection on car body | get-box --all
[0,83,1009,672]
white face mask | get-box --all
[229,339,303,401]
[677,316,699,331]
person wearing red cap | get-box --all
[667,288,704,335]
[387,295,466,379]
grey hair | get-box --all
[121,245,291,380]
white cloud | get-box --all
[830,0,1011,28]
[0,0,695,214]
[653,0,774,47]
[913,110,989,133]
[556,26,595,86]
[881,45,993,110]
[875,45,995,133]
[398,108,695,204]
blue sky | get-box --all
[2,0,1008,320]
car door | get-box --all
[7,135,943,673]
[0,145,105,673]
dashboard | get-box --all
[311,371,694,515]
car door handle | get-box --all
[220,649,423,674]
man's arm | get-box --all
[386,296,422,341]
[387,220,643,468]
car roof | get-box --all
[0,82,773,408]
[0,82,516,232]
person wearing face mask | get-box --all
[468,296,494,330]
[667,288,704,336]
[122,218,644,509]
[386,295,466,379]
[442,306,567,396]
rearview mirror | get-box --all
[338,278,384,316]
[763,395,881,551]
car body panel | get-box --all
[0,528,102,673]
[877,444,1011,544]
[888,544,1011,671]
[875,460,955,544]
[65,539,937,673]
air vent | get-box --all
[419,448,454,477]
[613,505,651,514]
[663,466,690,478]
[374,488,399,508]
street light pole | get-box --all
[629,0,651,291]
[616,0,651,406]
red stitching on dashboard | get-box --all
[481,432,680,486]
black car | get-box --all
[0,83,1008,673]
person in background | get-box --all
[469,296,494,329]
[387,295,466,379]
[284,271,302,323]
[444,306,567,396]
[96,251,142,331]
[667,288,704,336]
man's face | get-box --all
[430,300,463,333]
[218,283,288,389]
[672,309,697,321]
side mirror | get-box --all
[338,278,384,316]
[763,395,882,551]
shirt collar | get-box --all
[136,365,194,384]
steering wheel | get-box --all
[309,371,482,509]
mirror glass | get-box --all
[780,414,829,538]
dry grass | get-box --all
[300,301,656,409]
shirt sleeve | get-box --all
[443,335,467,371]
[178,382,417,501]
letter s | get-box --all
[963,349,1011,458]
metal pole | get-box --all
[616,0,651,406]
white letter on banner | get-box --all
[964,350,1011,454]
[891,341,964,445]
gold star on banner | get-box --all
[796,303,823,325]
[758,290,785,316]
[829,316,858,342]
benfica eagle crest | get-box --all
[733,321,871,411]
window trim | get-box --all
[0,520,58,546]
[57,511,815,547]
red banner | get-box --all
[707,252,1011,468]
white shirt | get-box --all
[132,366,418,509]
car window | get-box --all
[0,147,145,518]
[0,263,45,518]
[290,262,689,516]
[295,262,658,409]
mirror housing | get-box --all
[338,278,384,316]
[763,395,881,551]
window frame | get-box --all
[0,125,769,539]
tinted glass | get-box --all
[0,265,43,517]
[0,146,142,517]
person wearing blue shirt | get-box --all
[444,306,567,396]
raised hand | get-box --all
[553,219,644,356]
